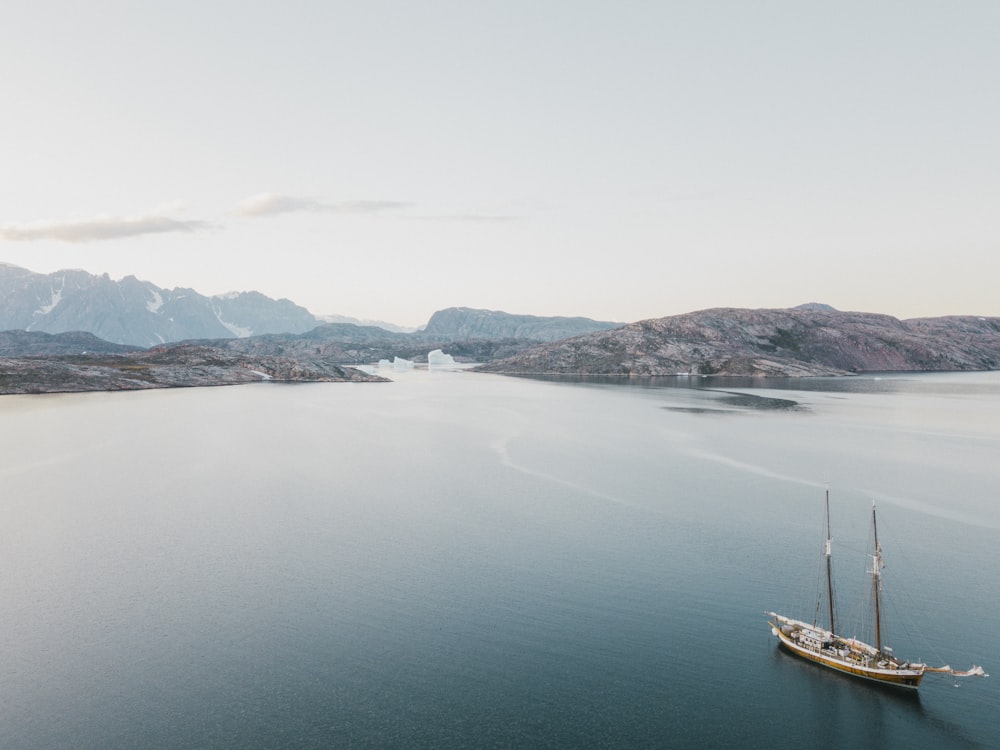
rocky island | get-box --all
[0,334,384,395]
[475,307,1000,377]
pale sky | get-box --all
[2,1,998,328]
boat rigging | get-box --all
[766,491,988,689]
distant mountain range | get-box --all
[423,307,622,341]
[0,264,618,347]
[316,313,417,334]
[0,263,321,347]
[3,263,1000,387]
[476,307,1000,376]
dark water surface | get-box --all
[1,370,997,748]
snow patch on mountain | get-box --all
[146,288,164,313]
[213,306,254,337]
[36,278,66,315]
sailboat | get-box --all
[766,492,988,689]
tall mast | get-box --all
[871,501,883,654]
[825,490,836,633]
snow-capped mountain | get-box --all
[0,263,320,347]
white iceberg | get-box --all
[392,356,414,371]
[427,349,456,366]
[376,357,416,372]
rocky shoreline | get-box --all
[0,344,385,395]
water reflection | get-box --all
[662,391,801,414]
[771,646,983,749]
[519,371,1000,397]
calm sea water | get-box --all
[1,369,997,749]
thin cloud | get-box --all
[230,194,324,217]
[410,213,521,223]
[230,192,410,218]
[332,200,412,213]
[1,214,210,243]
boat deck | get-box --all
[767,613,925,689]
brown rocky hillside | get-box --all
[474,308,1000,377]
